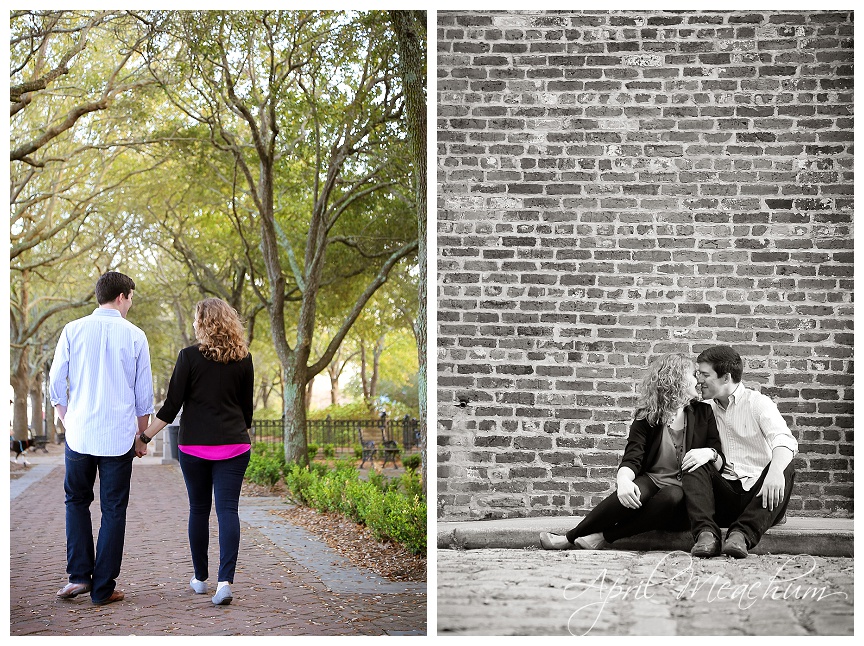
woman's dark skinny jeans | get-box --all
[178,448,251,583]
[565,475,687,544]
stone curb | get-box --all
[437,516,853,557]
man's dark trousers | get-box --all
[64,444,135,604]
[682,461,795,549]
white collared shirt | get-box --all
[49,308,154,456]
[705,383,798,491]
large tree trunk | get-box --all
[305,378,314,410]
[283,363,309,467]
[359,343,369,402]
[391,9,428,495]
[46,400,57,443]
[11,365,31,441]
[11,269,31,442]
[30,375,43,438]
[329,372,339,406]
[369,334,385,402]
[258,377,271,410]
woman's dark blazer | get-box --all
[156,344,253,446]
[618,399,724,478]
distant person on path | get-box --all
[136,298,253,606]
[49,271,154,606]
[685,345,797,559]
[541,353,724,551]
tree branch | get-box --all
[306,238,418,379]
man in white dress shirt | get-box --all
[49,271,154,605]
[684,345,797,559]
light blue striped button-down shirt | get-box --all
[49,308,154,456]
[706,383,799,491]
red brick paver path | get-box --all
[10,461,426,636]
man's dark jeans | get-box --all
[64,444,135,604]
[682,461,795,549]
[178,448,251,583]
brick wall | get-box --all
[436,10,853,521]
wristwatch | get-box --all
[139,433,151,444]
[710,448,719,464]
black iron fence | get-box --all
[250,414,421,452]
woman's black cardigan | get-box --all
[156,344,253,446]
[618,399,725,477]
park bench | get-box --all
[31,435,49,453]
[357,429,377,468]
[381,433,400,468]
[357,429,401,468]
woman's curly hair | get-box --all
[194,298,249,363]
[634,352,695,427]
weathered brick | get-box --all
[438,9,852,522]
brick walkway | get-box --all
[438,548,853,636]
[10,457,426,636]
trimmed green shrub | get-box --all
[283,462,426,555]
[307,443,319,460]
[322,443,336,458]
[368,468,399,493]
[245,443,286,487]
[400,469,423,500]
[403,454,422,472]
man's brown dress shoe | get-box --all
[57,582,91,599]
[722,531,749,559]
[690,531,720,558]
[92,590,125,606]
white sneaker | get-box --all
[211,584,233,605]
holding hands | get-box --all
[134,435,148,458]
[134,418,167,458]
[681,447,716,473]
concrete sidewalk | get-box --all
[438,548,853,635]
[438,515,853,557]
[10,453,426,636]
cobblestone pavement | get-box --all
[438,548,853,636]
[10,457,426,636]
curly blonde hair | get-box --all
[194,298,248,363]
[634,353,695,427]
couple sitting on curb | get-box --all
[541,346,796,559]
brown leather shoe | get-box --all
[57,582,91,599]
[690,531,720,558]
[722,531,749,559]
[92,590,125,606]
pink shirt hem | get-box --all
[178,444,251,460]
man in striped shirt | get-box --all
[683,345,797,559]
[49,271,154,605]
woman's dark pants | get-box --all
[178,449,251,583]
[565,475,688,544]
